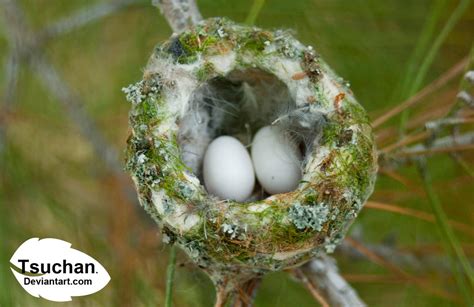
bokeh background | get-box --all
[1,0,473,306]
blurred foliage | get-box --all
[1,0,473,306]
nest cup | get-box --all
[125,18,377,282]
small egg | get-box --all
[251,126,302,194]
[203,136,255,202]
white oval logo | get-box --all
[10,238,111,302]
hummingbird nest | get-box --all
[124,18,377,288]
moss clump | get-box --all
[240,30,273,53]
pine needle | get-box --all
[398,0,471,135]
[372,57,467,128]
[396,0,448,103]
[417,158,474,304]
[244,0,265,25]
[345,237,461,302]
[365,201,474,237]
[380,130,431,154]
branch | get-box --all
[295,255,366,307]
[0,53,20,152]
[396,131,474,157]
[30,53,123,174]
[151,0,202,33]
[40,0,142,42]
[1,0,122,175]
[338,238,460,274]
[372,57,468,128]
[1,0,28,152]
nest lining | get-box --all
[178,68,325,198]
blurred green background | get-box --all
[1,0,473,306]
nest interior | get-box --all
[178,68,324,187]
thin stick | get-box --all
[343,274,403,284]
[214,285,230,307]
[1,0,123,175]
[30,54,123,174]
[345,237,460,302]
[377,169,424,194]
[365,201,474,237]
[372,57,468,128]
[165,245,177,307]
[398,0,471,134]
[233,278,262,307]
[379,130,431,154]
[375,100,453,147]
[450,153,474,178]
[293,268,330,307]
[40,0,141,41]
[395,144,474,157]
[296,255,367,306]
[339,239,462,274]
[0,53,20,152]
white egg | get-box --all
[203,136,255,202]
[251,126,302,194]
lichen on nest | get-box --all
[123,17,377,282]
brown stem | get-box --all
[292,268,330,307]
[233,278,262,307]
[372,57,468,128]
[215,285,230,307]
[212,275,262,307]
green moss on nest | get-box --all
[195,62,217,81]
[239,30,273,53]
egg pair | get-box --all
[202,126,302,202]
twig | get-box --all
[295,255,366,307]
[40,0,142,42]
[1,0,123,175]
[365,201,474,237]
[377,168,425,195]
[214,285,230,307]
[395,131,474,158]
[345,237,460,302]
[232,278,262,307]
[0,53,20,152]
[30,54,122,174]
[450,153,474,178]
[372,57,468,128]
[398,144,474,156]
[338,239,440,273]
[0,1,31,153]
[151,0,202,33]
[398,0,471,135]
[379,130,430,154]
[293,267,330,307]
[165,245,177,307]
